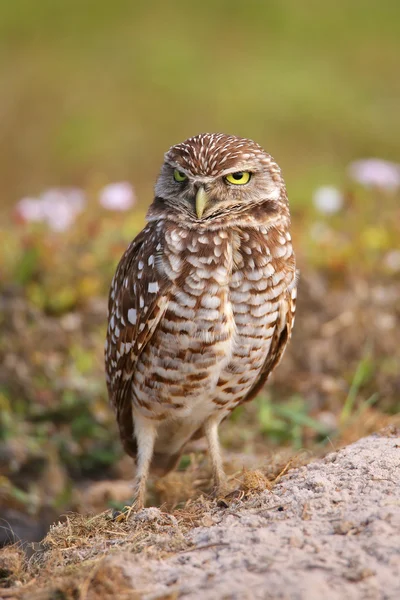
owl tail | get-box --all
[150,450,183,476]
[120,415,182,475]
[117,397,138,459]
[150,423,207,476]
[118,410,182,475]
[118,395,199,476]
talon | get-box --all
[111,509,123,521]
[113,507,130,523]
[216,498,229,509]
[112,500,143,522]
[124,501,141,520]
[211,479,229,498]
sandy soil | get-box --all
[1,431,399,599]
[107,432,399,600]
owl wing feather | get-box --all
[105,223,172,458]
[240,284,297,406]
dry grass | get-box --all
[0,452,312,599]
[0,508,186,598]
[0,545,27,590]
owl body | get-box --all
[105,133,296,507]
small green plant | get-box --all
[340,348,377,426]
[256,393,330,449]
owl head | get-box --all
[150,133,288,226]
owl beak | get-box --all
[195,186,209,219]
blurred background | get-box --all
[0,0,399,546]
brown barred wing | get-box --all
[104,223,171,457]
[240,284,297,406]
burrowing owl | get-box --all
[105,133,297,510]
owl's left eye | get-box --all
[225,171,251,185]
[173,169,188,182]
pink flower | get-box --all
[16,188,86,231]
[99,182,136,211]
[16,197,47,223]
[348,159,400,190]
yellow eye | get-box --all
[225,171,251,185]
[173,169,187,182]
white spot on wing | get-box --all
[128,308,137,324]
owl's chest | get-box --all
[161,224,283,349]
[154,237,237,391]
[161,227,236,342]
[135,225,290,413]
[133,232,233,410]
[161,226,285,407]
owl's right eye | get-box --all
[173,169,187,182]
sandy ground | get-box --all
[1,431,399,599]
[104,432,400,600]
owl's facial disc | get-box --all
[154,146,282,222]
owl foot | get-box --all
[211,482,230,501]
[112,496,144,522]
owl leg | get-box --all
[205,416,228,497]
[126,415,157,516]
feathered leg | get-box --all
[122,414,157,518]
[205,415,228,497]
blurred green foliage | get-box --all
[257,394,330,449]
[0,1,399,526]
[0,0,399,209]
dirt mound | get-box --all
[113,431,400,599]
[1,429,399,599]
